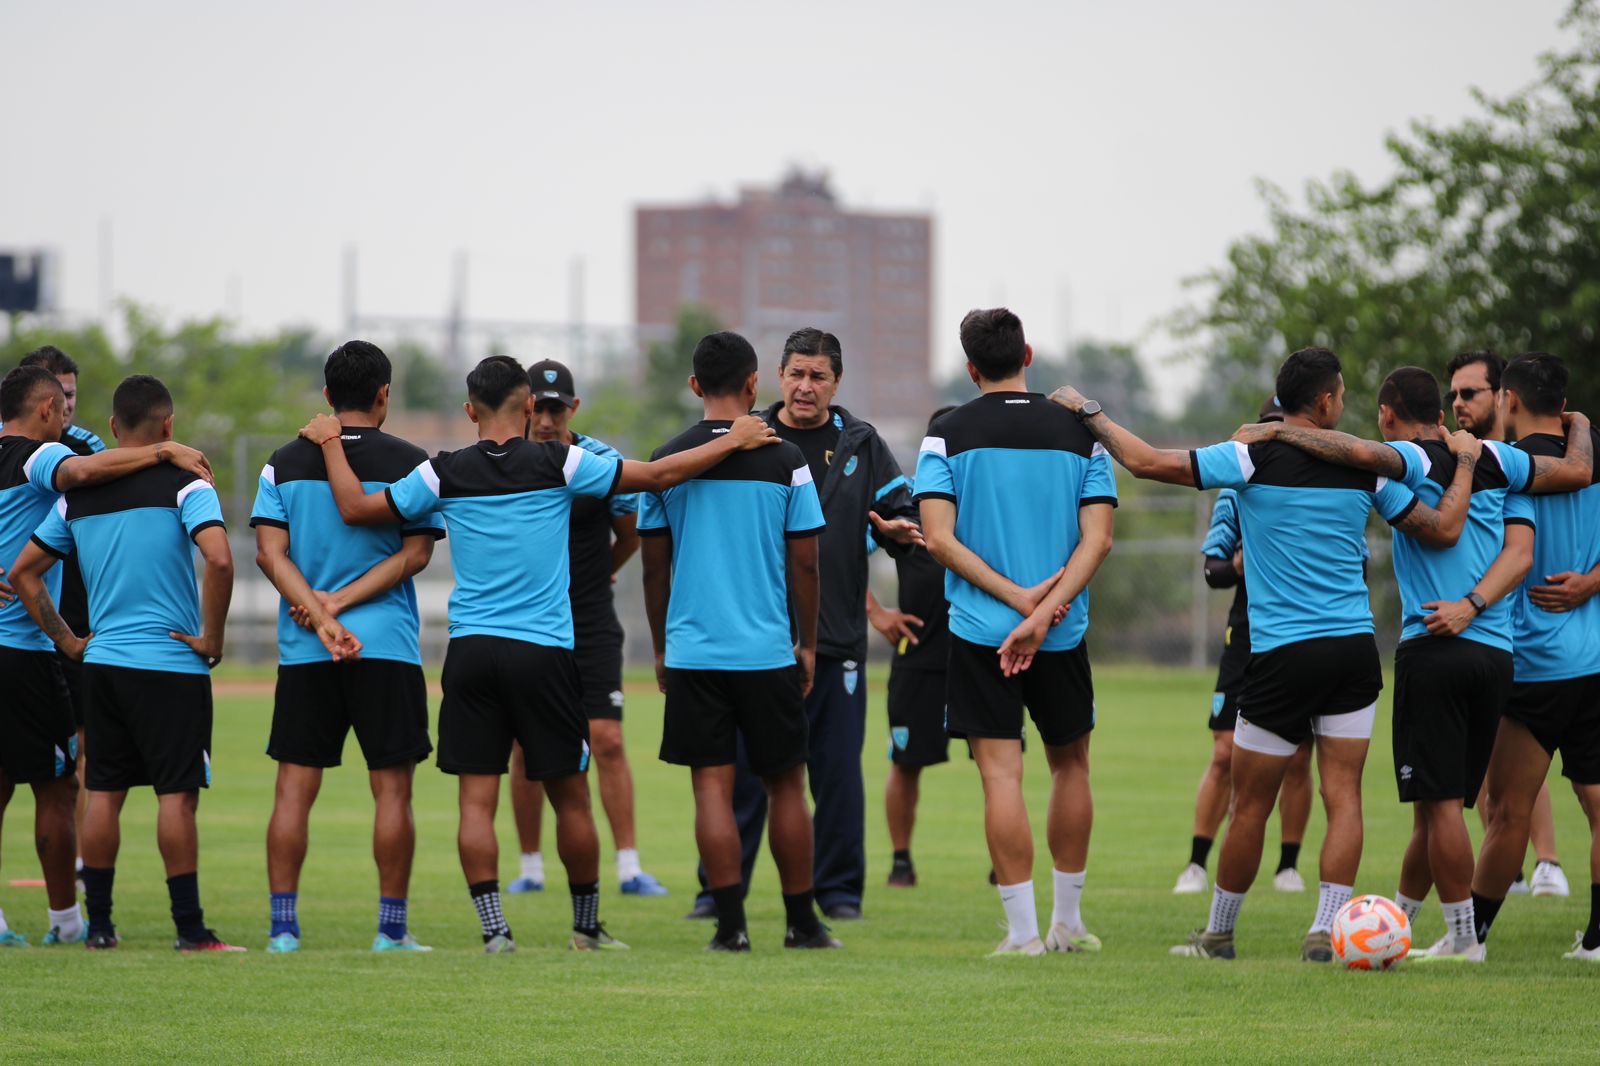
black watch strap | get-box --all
[1466,592,1487,615]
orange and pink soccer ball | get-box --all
[1331,894,1412,970]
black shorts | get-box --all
[437,636,588,781]
[268,659,432,771]
[660,666,807,778]
[945,635,1095,747]
[1209,623,1250,731]
[1236,634,1383,747]
[887,666,949,767]
[0,646,77,784]
[57,652,87,732]
[574,638,624,721]
[83,664,212,794]
[1505,673,1600,785]
[1392,638,1512,805]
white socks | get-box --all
[0,906,8,934]
[1442,898,1476,951]
[1395,893,1424,924]
[48,904,83,941]
[1207,887,1245,935]
[997,880,1039,945]
[520,852,544,884]
[1051,869,1085,931]
[1310,882,1353,934]
[616,848,642,883]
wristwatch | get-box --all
[1078,399,1103,419]
[1466,592,1487,615]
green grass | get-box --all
[1,666,1594,1063]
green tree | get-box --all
[635,304,724,449]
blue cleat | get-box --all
[373,932,432,953]
[0,930,30,948]
[507,877,543,894]
[266,932,300,954]
[620,872,669,896]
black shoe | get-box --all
[85,929,119,951]
[822,903,862,921]
[707,931,751,952]
[684,899,717,920]
[887,858,917,888]
[785,924,842,949]
[174,929,247,953]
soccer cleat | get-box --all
[1300,930,1333,963]
[684,899,717,920]
[1508,872,1530,894]
[571,924,630,951]
[784,924,842,949]
[483,933,516,955]
[1410,935,1486,963]
[1172,863,1208,895]
[506,877,544,894]
[1561,933,1600,962]
[44,925,86,946]
[175,929,247,953]
[266,932,300,954]
[1170,929,1234,959]
[707,930,752,952]
[887,857,917,888]
[988,935,1046,957]
[1531,861,1570,898]
[85,930,120,951]
[372,932,431,953]
[822,903,862,921]
[0,930,30,948]
[619,873,669,897]
[1044,923,1102,953]
[1272,867,1307,893]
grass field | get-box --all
[1,665,1595,1064]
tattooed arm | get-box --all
[9,541,88,660]
[1049,386,1195,485]
[1391,436,1479,547]
[1527,412,1593,493]
[1229,421,1406,479]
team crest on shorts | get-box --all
[1211,692,1225,717]
[579,740,591,773]
[543,369,558,383]
[203,750,212,786]
[843,661,859,695]
[891,726,909,751]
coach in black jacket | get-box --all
[691,328,921,921]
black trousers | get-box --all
[695,655,868,911]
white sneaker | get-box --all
[1410,934,1485,963]
[1172,863,1207,895]
[1272,867,1306,893]
[1531,861,1571,898]
[1508,873,1531,894]
[1561,932,1600,961]
[1044,922,1102,953]
[988,935,1046,957]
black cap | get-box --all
[1259,394,1285,422]
[527,359,577,407]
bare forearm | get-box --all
[1531,421,1593,492]
[1274,427,1404,478]
[319,438,392,525]
[17,575,77,647]
[619,437,737,494]
[56,444,160,490]
[201,564,233,645]
[641,541,672,654]
[1475,538,1533,608]
[1396,454,1475,545]
[789,561,819,651]
[257,546,331,625]
[925,533,1026,614]
[1081,413,1194,485]
[331,539,433,612]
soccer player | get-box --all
[1051,347,1475,961]
[913,309,1116,957]
[11,374,238,952]
[306,354,776,953]
[506,359,666,899]
[640,331,835,951]
[873,405,955,889]
[1173,395,1314,898]
[1463,354,1600,959]
[1229,364,1591,961]
[251,340,442,953]
[1447,349,1570,897]
[688,327,920,922]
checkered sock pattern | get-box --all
[378,896,407,941]
[570,881,600,934]
[1310,882,1353,935]
[469,881,510,940]
[1207,887,1244,935]
[270,892,299,937]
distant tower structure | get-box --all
[635,167,935,444]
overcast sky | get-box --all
[1,0,1574,401]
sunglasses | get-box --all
[1446,386,1496,404]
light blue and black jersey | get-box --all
[31,465,226,675]
[385,436,620,649]
[1510,428,1600,681]
[1384,438,1533,652]
[250,427,446,667]
[1190,439,1419,653]
[0,435,73,652]
[913,392,1118,652]
[637,421,825,671]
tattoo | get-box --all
[32,589,74,646]
[1395,456,1473,538]
[1084,416,1127,463]
[1275,427,1404,478]
[1530,426,1594,489]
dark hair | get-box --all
[692,332,759,397]
[465,355,530,411]
[0,366,64,422]
[19,345,79,376]
[324,340,392,412]
[959,308,1026,382]
[1445,350,1504,391]
[112,374,174,431]
[781,328,843,379]
[1502,352,1568,417]
[927,405,957,433]
[1275,347,1342,415]
[1376,366,1442,425]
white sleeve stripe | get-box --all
[561,446,584,485]
[1091,441,1108,459]
[175,480,211,508]
[21,442,67,482]
[791,464,814,488]
[1232,440,1256,482]
[260,463,277,486]
[417,460,441,497]
[919,435,947,458]
[54,496,67,519]
[1376,476,1390,492]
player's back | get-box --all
[915,392,1117,651]
[252,428,442,665]
[0,434,71,651]
[639,421,823,671]
[1512,427,1600,680]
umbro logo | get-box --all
[1004,399,1030,405]
[1400,765,1413,780]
